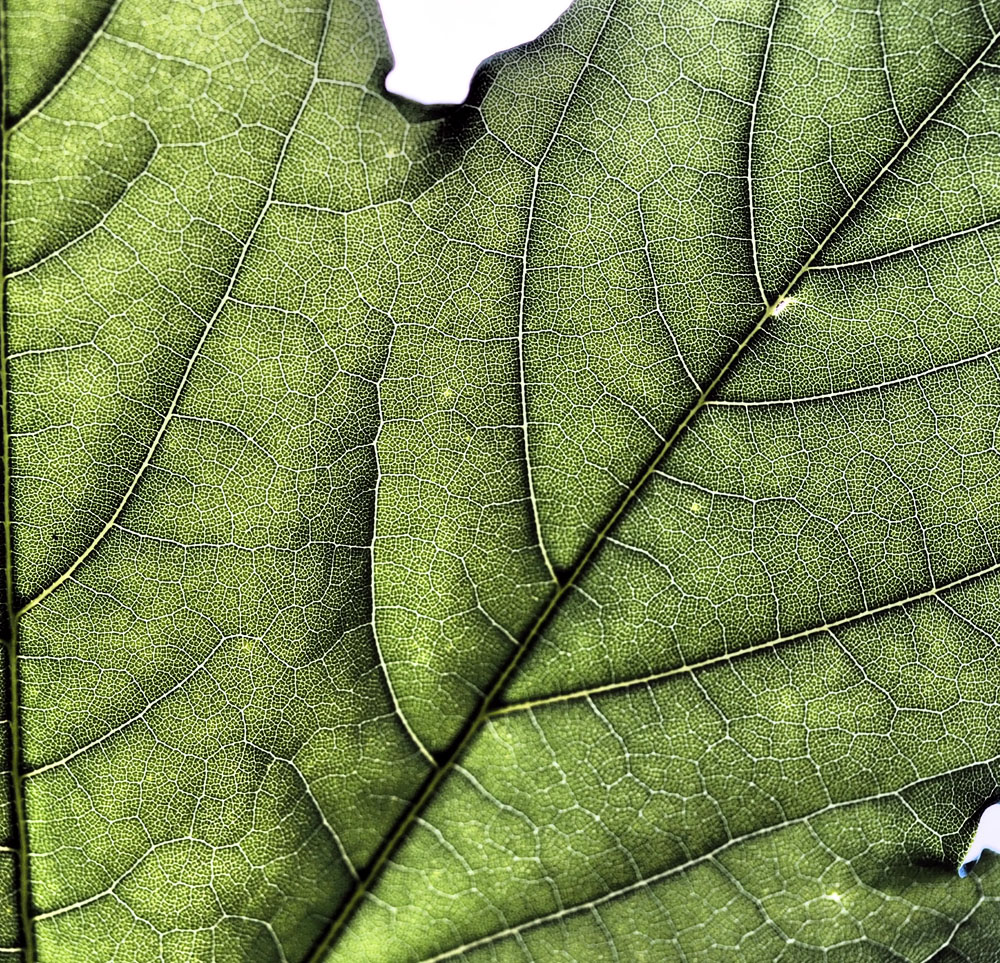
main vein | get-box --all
[0,4,35,957]
[306,15,999,960]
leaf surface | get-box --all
[3,0,1000,960]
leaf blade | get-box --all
[4,0,1000,960]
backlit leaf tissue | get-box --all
[1,0,1000,959]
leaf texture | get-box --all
[3,0,1000,960]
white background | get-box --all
[377,0,574,103]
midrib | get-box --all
[0,5,35,957]
[307,13,1000,962]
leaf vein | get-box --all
[304,15,1000,962]
[14,3,337,622]
[492,555,1000,717]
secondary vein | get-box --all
[4,0,124,135]
[15,3,336,622]
[0,0,338,951]
[418,753,1000,962]
[491,554,1000,718]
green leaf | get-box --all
[2,0,1000,959]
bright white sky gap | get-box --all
[960,803,1000,877]
[375,0,1000,881]
[377,0,573,104]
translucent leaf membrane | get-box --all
[3,0,1000,960]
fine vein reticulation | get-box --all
[4,0,1000,960]
[304,16,1000,961]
